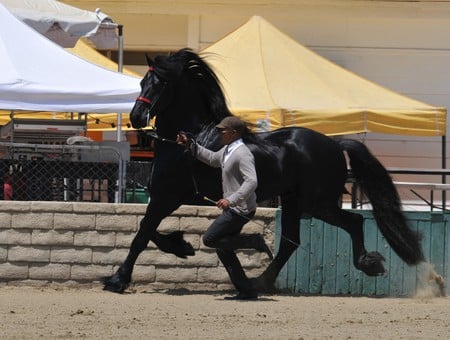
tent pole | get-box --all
[117,24,124,73]
[442,135,447,209]
[117,24,125,203]
[116,24,124,142]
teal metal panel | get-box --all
[361,215,377,295]
[274,209,288,290]
[309,219,324,294]
[374,230,390,296]
[401,218,420,295]
[430,215,446,276]
[445,218,450,283]
[322,224,338,294]
[335,228,351,294]
[274,210,449,296]
[285,252,297,292]
[402,263,417,296]
[294,220,311,293]
[388,247,405,296]
[419,218,432,261]
[349,260,363,294]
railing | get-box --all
[1,140,449,210]
[349,167,450,211]
[0,142,151,203]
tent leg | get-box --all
[442,135,446,210]
[117,24,124,72]
[116,24,124,143]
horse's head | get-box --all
[130,49,232,138]
[130,55,170,129]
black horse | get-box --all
[103,48,427,294]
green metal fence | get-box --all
[275,210,449,296]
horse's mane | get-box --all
[151,48,278,157]
[243,131,280,158]
[153,48,232,124]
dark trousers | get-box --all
[203,209,261,293]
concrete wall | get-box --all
[0,201,276,290]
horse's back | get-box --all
[247,127,347,206]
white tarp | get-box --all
[0,3,140,113]
[0,0,117,48]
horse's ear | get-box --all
[145,54,154,67]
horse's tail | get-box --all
[339,139,425,265]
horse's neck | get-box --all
[195,122,222,151]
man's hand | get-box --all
[177,132,197,157]
[216,198,231,210]
[176,133,188,145]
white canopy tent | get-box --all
[0,0,117,49]
[0,2,139,113]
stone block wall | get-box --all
[0,201,277,290]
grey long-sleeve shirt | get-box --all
[196,139,257,214]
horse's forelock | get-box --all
[152,55,176,81]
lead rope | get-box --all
[144,129,201,197]
[146,130,302,249]
[182,132,201,197]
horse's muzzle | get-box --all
[130,102,151,129]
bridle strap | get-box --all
[146,130,178,144]
[136,68,155,104]
[136,96,151,104]
[136,82,167,126]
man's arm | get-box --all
[196,144,222,168]
[177,132,222,168]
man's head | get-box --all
[216,116,247,145]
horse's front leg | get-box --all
[103,202,195,293]
[102,211,161,293]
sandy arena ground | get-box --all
[0,286,449,339]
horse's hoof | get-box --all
[437,281,447,297]
[102,275,130,294]
[159,231,196,258]
[170,240,195,259]
[249,277,277,294]
[432,274,447,297]
[175,239,195,258]
[357,251,386,276]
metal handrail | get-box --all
[348,167,450,211]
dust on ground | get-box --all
[0,286,448,339]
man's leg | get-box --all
[203,210,272,258]
[203,209,246,247]
[216,248,257,299]
[203,210,260,299]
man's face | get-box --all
[218,128,239,145]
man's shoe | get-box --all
[224,291,258,300]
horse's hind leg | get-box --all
[251,196,301,292]
[315,207,386,276]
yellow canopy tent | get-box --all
[0,39,142,131]
[202,16,446,136]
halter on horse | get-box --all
[102,48,444,295]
